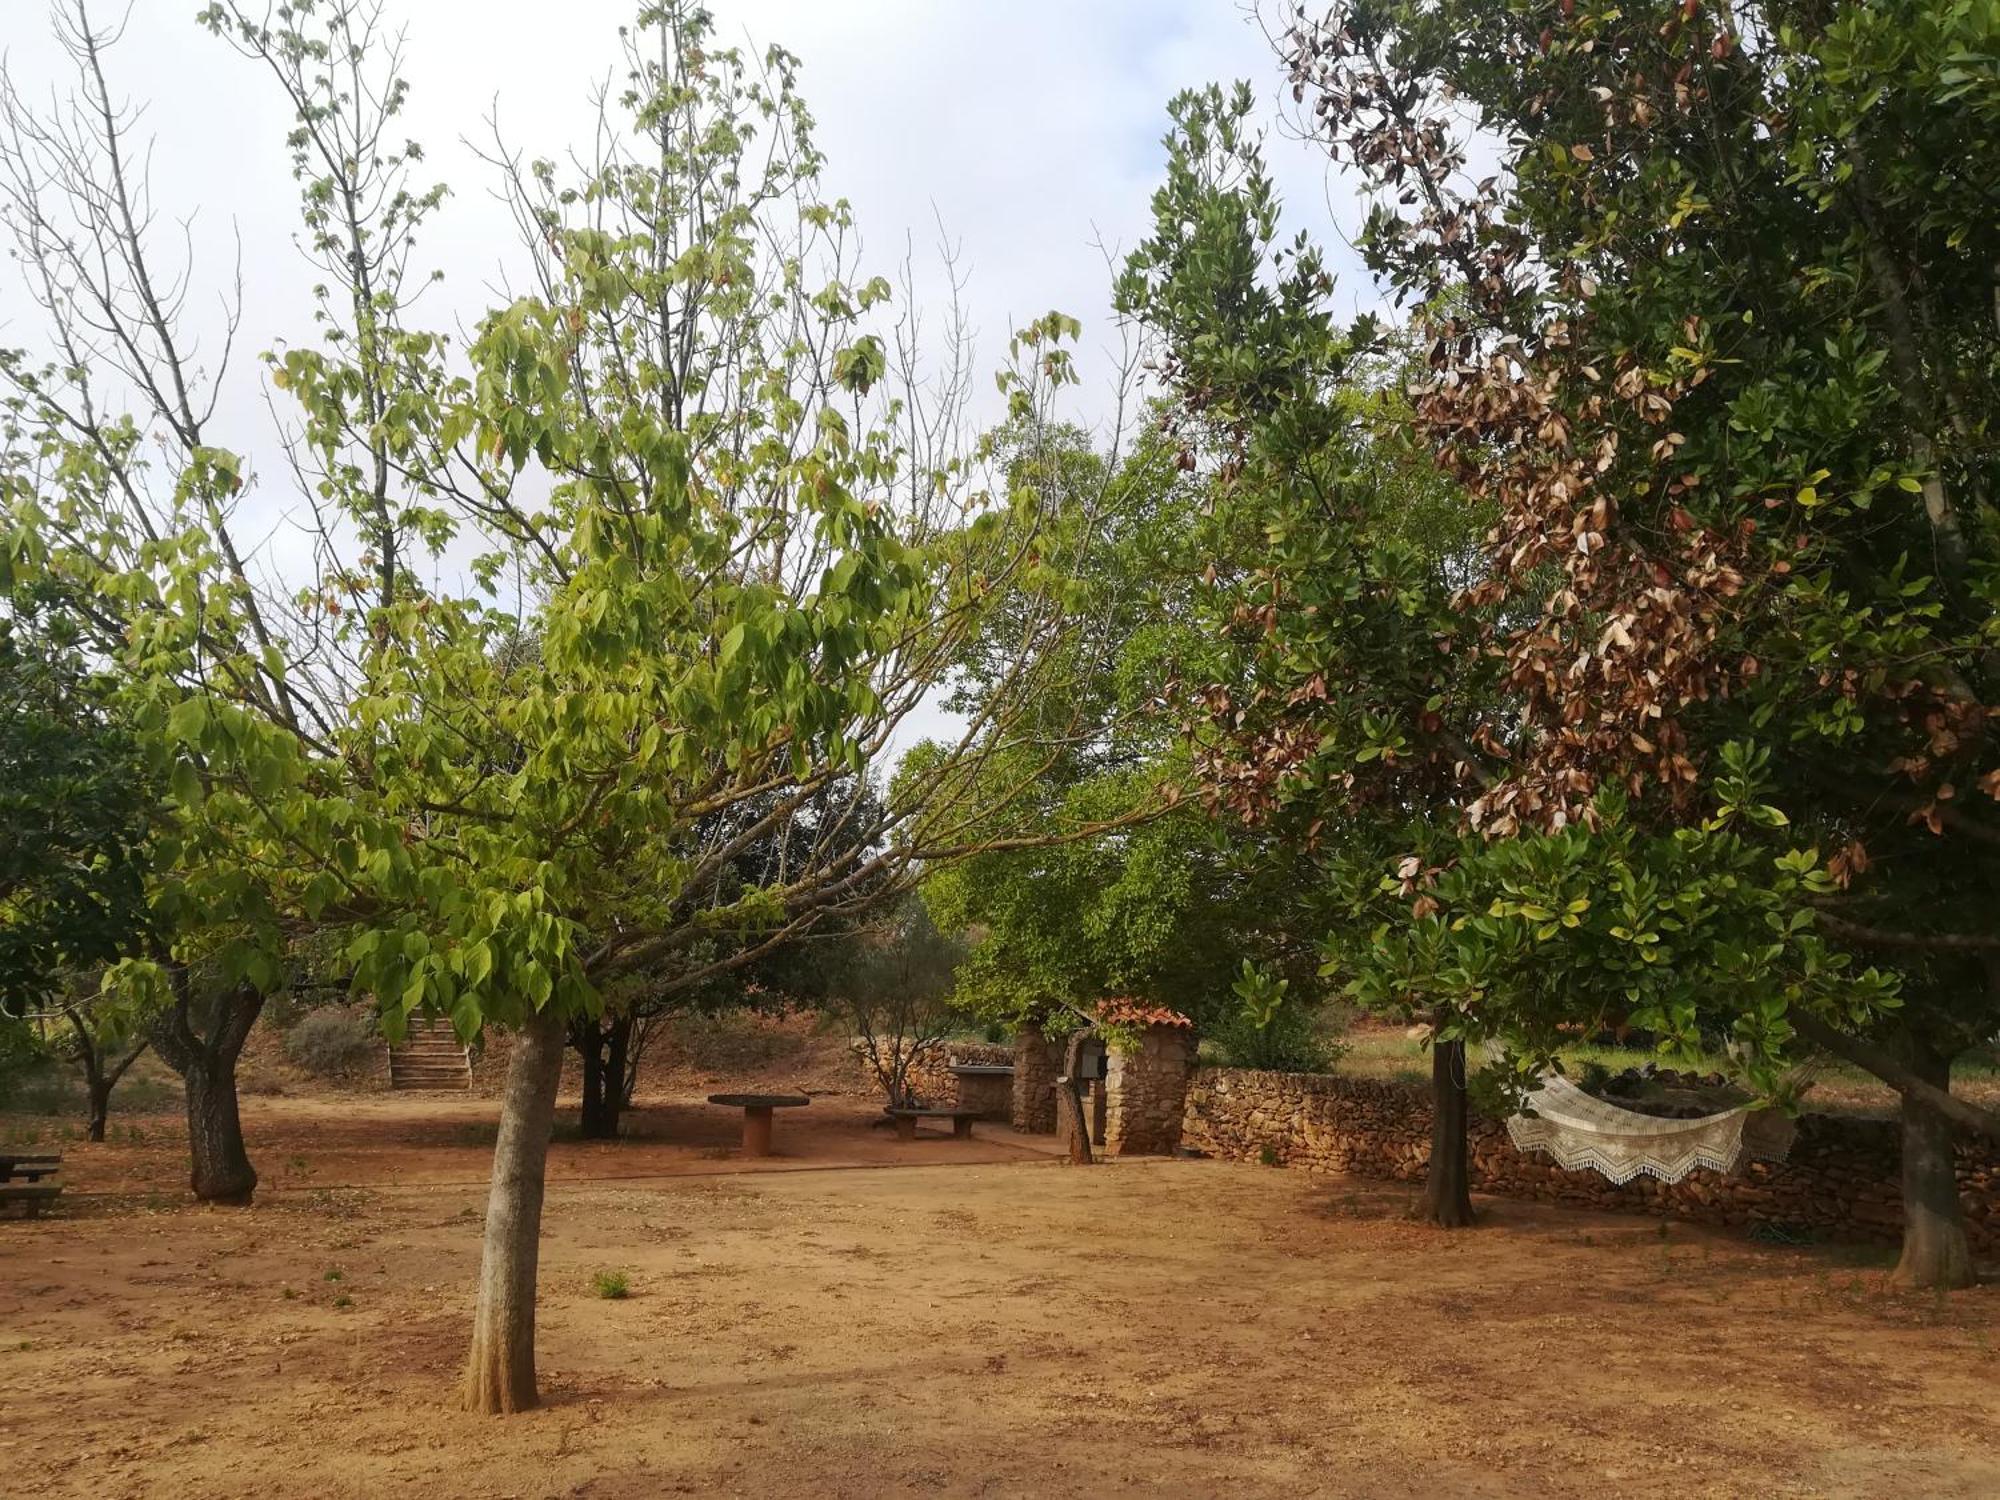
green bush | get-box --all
[1206,1003,1345,1074]
[0,1019,52,1088]
[592,1269,630,1300]
[284,1008,380,1079]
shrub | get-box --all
[1207,1003,1346,1074]
[0,1019,53,1090]
[284,1008,380,1079]
[592,1269,630,1300]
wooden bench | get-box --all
[884,1107,982,1142]
[0,1154,63,1219]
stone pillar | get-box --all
[1105,1022,1194,1156]
[1011,1021,1059,1133]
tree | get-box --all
[838,897,965,1109]
[2,0,1145,1413]
[567,779,891,1140]
[1115,84,1505,1224]
[1282,0,2000,1284]
[0,591,160,1144]
[923,419,1334,1043]
[0,0,421,1203]
[0,593,157,1017]
[55,985,152,1143]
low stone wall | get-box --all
[1183,1067,2000,1252]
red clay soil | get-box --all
[1,1092,1997,1499]
[21,1090,1060,1199]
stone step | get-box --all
[386,1020,472,1091]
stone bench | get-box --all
[884,1106,982,1142]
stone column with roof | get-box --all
[1099,1000,1195,1156]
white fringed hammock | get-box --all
[1480,1038,1801,1184]
[1501,1069,1798,1184]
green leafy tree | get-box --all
[1283,0,2000,1285]
[1115,83,1512,1223]
[921,420,1328,1041]
[834,896,966,1109]
[2,0,1142,1412]
[0,593,157,1014]
[1115,72,1908,1232]
[0,591,159,1139]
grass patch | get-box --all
[591,1269,631,1300]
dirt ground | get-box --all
[3,1092,1998,1500]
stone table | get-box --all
[707,1093,810,1158]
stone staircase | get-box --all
[386,1016,473,1092]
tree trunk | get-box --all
[1891,1032,1975,1290]
[1416,1021,1475,1228]
[65,1006,147,1144]
[575,1020,611,1140]
[87,1073,112,1143]
[64,1008,110,1142]
[606,1015,630,1115]
[576,1014,633,1140]
[1059,1030,1094,1166]
[183,1054,258,1203]
[85,1038,147,1145]
[149,977,263,1205]
[462,1007,567,1415]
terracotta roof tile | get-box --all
[1095,997,1194,1029]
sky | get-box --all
[0,0,1372,434]
[0,0,1374,751]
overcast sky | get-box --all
[0,0,1372,752]
[0,0,1371,430]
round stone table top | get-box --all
[706,1093,811,1110]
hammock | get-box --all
[1501,1070,1797,1184]
[1473,1036,1803,1185]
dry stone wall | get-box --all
[1183,1067,2000,1252]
